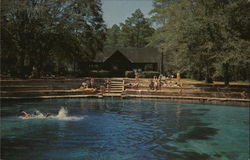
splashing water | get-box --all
[57,107,68,118]
[20,107,84,121]
[51,107,84,120]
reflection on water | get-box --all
[177,127,219,142]
[175,104,181,129]
[1,98,249,160]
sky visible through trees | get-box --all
[101,0,153,27]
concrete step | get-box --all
[0,86,79,91]
[107,89,123,91]
[103,93,121,97]
[110,84,123,86]
[111,80,123,82]
[124,86,250,92]
[110,83,123,85]
[109,79,124,94]
[110,80,123,82]
[108,91,123,93]
[110,86,123,89]
[105,89,122,91]
[0,94,102,99]
[110,85,123,88]
[110,88,123,89]
[125,88,249,94]
[123,90,246,99]
[1,91,86,97]
[111,89,123,92]
[0,80,83,86]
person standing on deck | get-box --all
[149,79,154,90]
[153,76,158,90]
[90,78,95,88]
[177,72,181,84]
[106,79,111,93]
[158,75,162,90]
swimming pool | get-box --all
[1,98,249,160]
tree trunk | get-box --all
[17,53,25,78]
[198,66,203,81]
[223,63,230,86]
[205,65,213,83]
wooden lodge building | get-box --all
[88,47,162,76]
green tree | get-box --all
[119,9,155,48]
[105,24,121,47]
[1,0,106,77]
[149,0,250,84]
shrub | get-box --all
[125,71,135,78]
[141,71,160,78]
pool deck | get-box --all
[1,78,249,107]
[1,93,249,107]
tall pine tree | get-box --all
[119,9,155,48]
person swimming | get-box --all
[20,110,50,119]
[19,107,84,120]
[20,110,31,118]
[45,113,51,118]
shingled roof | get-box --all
[94,47,161,63]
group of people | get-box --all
[149,76,162,90]
[79,78,97,93]
[125,82,140,89]
[80,78,95,89]
[149,73,182,90]
[79,78,112,94]
[99,79,111,94]
[77,73,182,93]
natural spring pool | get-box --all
[1,98,249,160]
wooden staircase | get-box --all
[104,79,124,97]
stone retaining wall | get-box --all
[1,78,249,107]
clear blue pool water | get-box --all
[1,98,249,160]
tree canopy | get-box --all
[1,0,106,77]
[105,9,155,48]
[149,0,250,84]
[1,0,249,83]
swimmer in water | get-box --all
[20,110,31,118]
[20,110,51,119]
[45,113,51,118]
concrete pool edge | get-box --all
[1,94,249,107]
